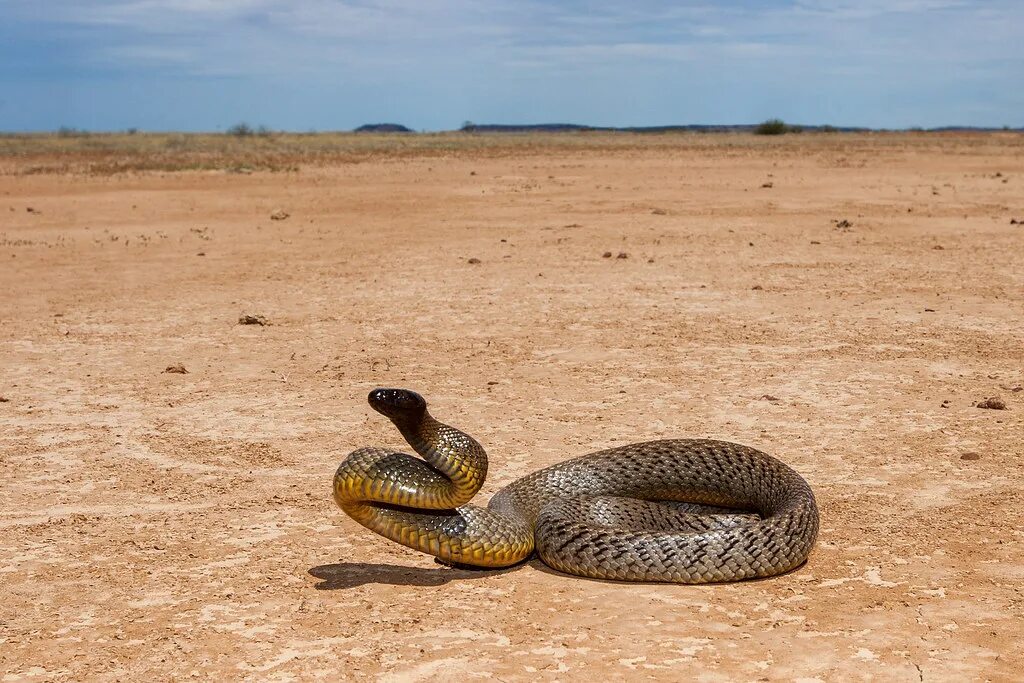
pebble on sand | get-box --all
[239,314,269,326]
[163,364,188,374]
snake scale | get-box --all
[333,388,819,583]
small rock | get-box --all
[810,240,821,244]
[924,308,935,312]
[761,182,773,188]
[959,452,981,461]
[238,314,268,326]
[834,219,853,230]
[164,364,188,374]
[1011,218,1020,225]
[975,396,1007,410]
[651,208,667,215]
[752,285,763,290]
[602,251,613,258]
[196,252,205,256]
[616,252,628,259]
[467,257,481,264]
[269,209,289,221]
[760,394,781,402]
[647,258,654,263]
[932,244,944,250]
[0,396,9,403]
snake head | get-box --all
[368,388,427,422]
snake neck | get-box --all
[392,412,488,507]
[334,411,533,567]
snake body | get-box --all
[333,389,819,583]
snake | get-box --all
[333,388,819,583]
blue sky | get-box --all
[1,1,1021,132]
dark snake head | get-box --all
[368,388,427,423]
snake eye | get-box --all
[368,388,427,420]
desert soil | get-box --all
[1,133,1022,682]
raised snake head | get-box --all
[368,388,427,423]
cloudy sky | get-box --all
[1,1,1021,132]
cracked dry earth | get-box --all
[1,133,1022,681]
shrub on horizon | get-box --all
[754,118,791,135]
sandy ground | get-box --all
[1,133,1022,682]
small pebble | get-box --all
[239,314,268,326]
[163,364,188,374]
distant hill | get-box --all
[354,123,413,133]
[458,123,873,133]
[460,123,591,132]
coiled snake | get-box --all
[333,389,819,583]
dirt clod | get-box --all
[975,396,1007,410]
[467,257,482,264]
[960,452,982,461]
[270,209,289,221]
[163,364,188,374]
[238,314,268,326]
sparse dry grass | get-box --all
[1,130,1020,175]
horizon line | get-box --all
[3,121,1023,136]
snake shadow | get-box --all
[310,556,811,590]
[308,560,523,590]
